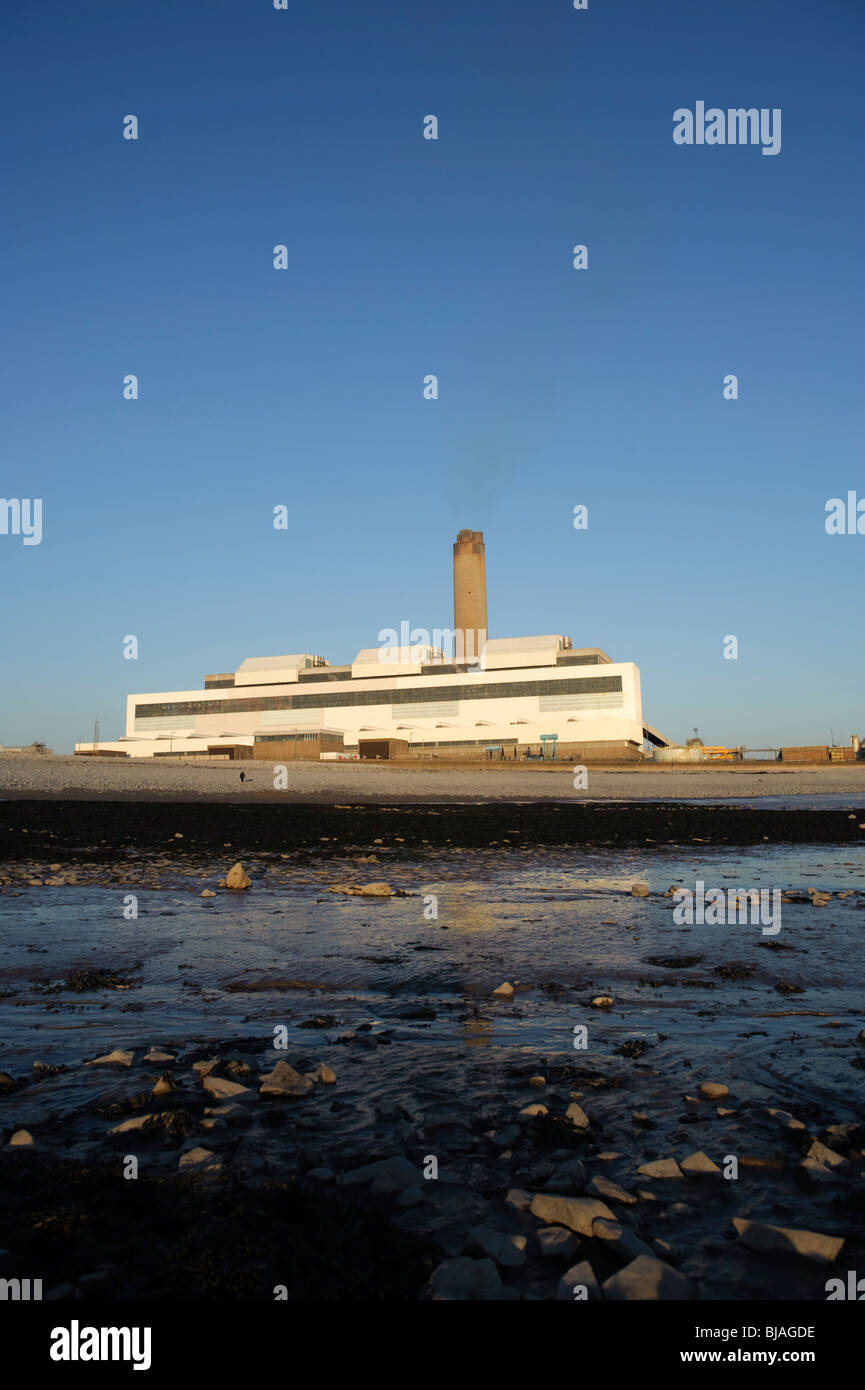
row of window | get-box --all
[135,674,624,721]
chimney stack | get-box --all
[453,529,487,664]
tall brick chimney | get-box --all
[453,529,487,664]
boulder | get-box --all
[732,1218,844,1264]
[602,1255,696,1300]
[530,1192,615,1235]
[556,1260,601,1301]
[259,1060,314,1098]
[225,862,251,891]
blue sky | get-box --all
[1,0,862,752]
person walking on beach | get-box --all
[239,771,246,783]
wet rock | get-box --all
[493,981,514,998]
[342,1155,419,1193]
[530,1193,615,1235]
[557,1260,601,1300]
[537,1226,580,1260]
[637,1158,683,1180]
[308,1167,334,1182]
[8,1130,34,1148]
[592,1217,655,1263]
[590,995,614,1008]
[588,1175,637,1205]
[519,1103,548,1119]
[680,1150,722,1177]
[429,1256,505,1301]
[545,1159,587,1193]
[178,1146,222,1175]
[144,1048,176,1064]
[699,1082,729,1099]
[463,1225,527,1268]
[359,881,392,896]
[565,1102,590,1131]
[204,1103,250,1128]
[201,889,216,898]
[766,1108,805,1131]
[602,1255,696,1300]
[152,1073,175,1096]
[505,1188,533,1212]
[806,1140,847,1169]
[259,1061,314,1098]
[632,882,650,897]
[490,1124,520,1149]
[225,862,251,891]
[732,1218,844,1264]
[312,1063,336,1085]
[192,1058,221,1077]
[528,1075,546,1087]
[203,1074,253,1101]
[85,1049,134,1068]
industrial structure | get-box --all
[76,530,672,761]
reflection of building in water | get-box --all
[78,528,671,761]
[460,1017,494,1048]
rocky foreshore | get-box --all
[1,1026,862,1301]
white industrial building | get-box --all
[77,531,669,761]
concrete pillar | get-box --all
[453,529,487,664]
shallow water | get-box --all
[2,842,863,1122]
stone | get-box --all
[592,1217,654,1262]
[637,1158,683,1180]
[144,1049,176,1064]
[8,1129,34,1147]
[308,1167,334,1182]
[204,1103,250,1127]
[699,1082,729,1099]
[259,1061,314,1097]
[193,1057,221,1076]
[463,1225,528,1268]
[203,1074,253,1101]
[530,1192,615,1235]
[546,1159,587,1193]
[632,882,650,897]
[359,882,391,896]
[225,862,251,891]
[109,1115,154,1135]
[590,995,614,1008]
[201,889,216,898]
[342,1155,419,1193]
[588,1175,637,1205]
[556,1260,601,1301]
[603,1255,696,1300]
[537,1226,580,1260]
[505,1188,533,1212]
[806,1140,847,1169]
[178,1146,222,1175]
[429,1256,504,1301]
[492,981,514,997]
[152,1073,175,1096]
[85,1049,134,1068]
[314,1063,336,1084]
[519,1103,548,1119]
[528,1075,546,1087]
[732,1218,844,1264]
[565,1102,590,1130]
[680,1150,722,1177]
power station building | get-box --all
[77,530,668,761]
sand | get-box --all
[0,752,863,803]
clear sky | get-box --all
[1,0,862,752]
